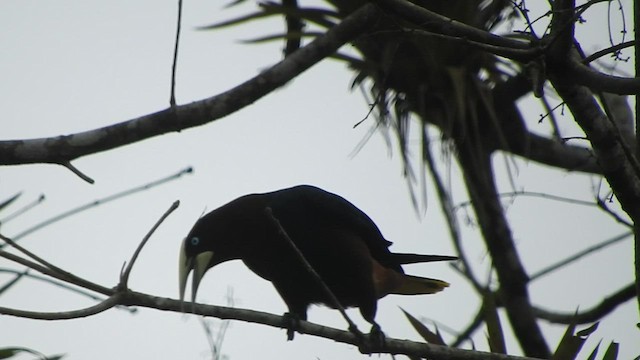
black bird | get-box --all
[179,185,455,340]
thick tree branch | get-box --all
[0,4,381,168]
[534,283,637,324]
[566,59,640,95]
[372,0,533,52]
[456,146,550,358]
[550,79,640,221]
[546,0,640,319]
[507,132,598,173]
[635,0,640,319]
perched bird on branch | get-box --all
[179,185,455,341]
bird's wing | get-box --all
[267,185,400,269]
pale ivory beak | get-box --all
[178,239,214,306]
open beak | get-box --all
[178,239,214,305]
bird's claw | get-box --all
[357,324,386,354]
[282,312,301,341]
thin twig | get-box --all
[530,232,631,281]
[119,200,180,289]
[0,268,27,295]
[0,250,113,296]
[454,190,598,210]
[0,293,122,320]
[0,233,69,275]
[264,207,360,336]
[0,267,136,313]
[596,197,633,227]
[451,304,484,347]
[61,161,95,184]
[4,166,192,244]
[582,40,636,64]
[170,0,184,107]
[0,194,45,225]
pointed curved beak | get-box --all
[178,239,214,304]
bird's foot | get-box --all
[356,324,386,354]
[282,312,301,341]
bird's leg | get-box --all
[368,322,386,348]
[348,323,365,340]
[282,312,301,341]
[356,322,386,354]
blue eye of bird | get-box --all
[190,237,200,246]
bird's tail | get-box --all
[390,253,457,264]
[392,274,450,295]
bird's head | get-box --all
[178,231,215,305]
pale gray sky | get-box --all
[1,1,637,359]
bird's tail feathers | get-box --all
[390,253,457,265]
[392,274,449,295]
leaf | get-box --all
[198,11,278,30]
[400,307,446,345]
[586,340,601,360]
[552,321,599,360]
[0,192,21,213]
[576,322,599,337]
[0,347,63,360]
[198,5,337,31]
[602,341,619,360]
[240,31,323,44]
[0,347,39,359]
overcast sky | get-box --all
[1,1,637,359]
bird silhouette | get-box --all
[179,185,455,341]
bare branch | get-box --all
[456,146,550,357]
[0,293,122,320]
[0,4,380,168]
[422,125,483,292]
[4,166,192,244]
[0,240,113,297]
[582,40,636,64]
[534,283,637,324]
[0,269,26,295]
[507,132,598,173]
[566,59,640,95]
[170,0,184,107]
[0,267,136,313]
[119,200,180,289]
[120,290,548,360]
[0,193,46,225]
[530,232,631,281]
[372,0,532,51]
[61,160,95,184]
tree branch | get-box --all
[566,59,640,95]
[372,0,533,51]
[0,293,122,320]
[0,285,547,360]
[0,4,381,167]
[119,200,180,289]
[534,283,637,324]
[3,166,191,244]
[456,145,550,357]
